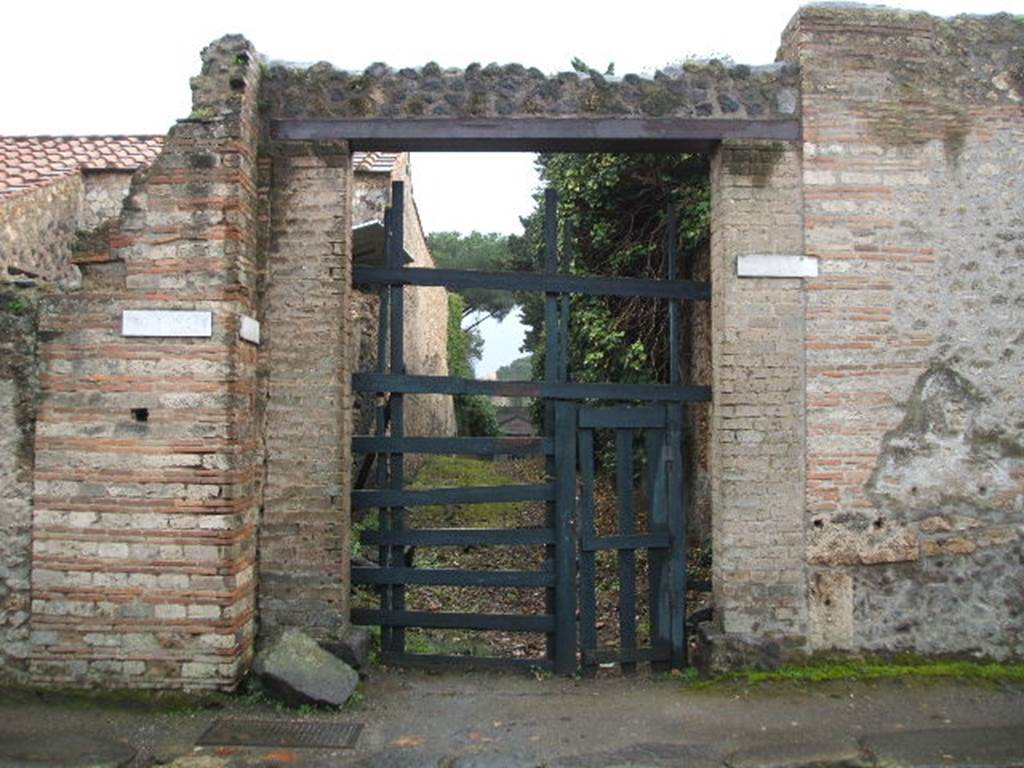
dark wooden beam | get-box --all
[271,117,800,152]
[353,265,711,300]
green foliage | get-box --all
[494,355,533,381]
[446,293,498,437]
[447,293,474,379]
[570,58,615,76]
[456,392,499,438]
[427,230,516,322]
[1,294,33,315]
[410,455,523,525]
[508,152,710,436]
[188,106,216,120]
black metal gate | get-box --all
[351,181,709,674]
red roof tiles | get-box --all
[0,138,400,201]
[0,136,164,200]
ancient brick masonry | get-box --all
[26,36,265,688]
[784,8,1024,658]
[704,141,808,666]
[260,141,352,637]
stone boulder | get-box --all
[323,624,372,672]
[253,628,359,707]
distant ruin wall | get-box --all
[0,175,84,288]
[350,160,454,444]
[0,170,138,289]
[786,7,1024,659]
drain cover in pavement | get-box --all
[197,718,363,749]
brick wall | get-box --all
[26,35,265,688]
[704,140,808,667]
[259,141,352,638]
[785,8,1024,659]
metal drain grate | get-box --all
[197,717,363,749]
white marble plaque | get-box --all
[239,315,261,345]
[121,310,212,338]
[737,254,819,278]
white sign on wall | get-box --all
[121,310,213,338]
[239,315,261,345]
[737,254,819,278]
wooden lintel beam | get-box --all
[271,117,800,152]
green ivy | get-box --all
[447,293,498,437]
[508,152,710,441]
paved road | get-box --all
[1,671,1022,767]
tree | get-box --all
[508,152,709,389]
[447,293,498,437]
[427,231,516,328]
[494,355,533,381]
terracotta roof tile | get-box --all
[0,135,164,200]
[0,138,398,201]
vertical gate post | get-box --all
[387,182,407,657]
[666,403,687,668]
[543,188,560,664]
[553,400,578,674]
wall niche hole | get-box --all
[873,518,884,530]
[131,408,149,423]
[813,519,824,529]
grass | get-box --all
[407,455,536,528]
[681,657,1024,690]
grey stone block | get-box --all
[323,624,372,672]
[253,628,359,707]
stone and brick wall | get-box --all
[1,175,84,288]
[3,8,1023,689]
[25,35,265,688]
[784,8,1024,659]
[0,290,39,679]
[1,148,154,289]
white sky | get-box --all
[3,0,1018,372]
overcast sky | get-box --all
[3,0,1018,372]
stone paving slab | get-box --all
[864,725,1024,768]
[722,738,869,768]
[0,725,136,768]
[2,673,1023,768]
